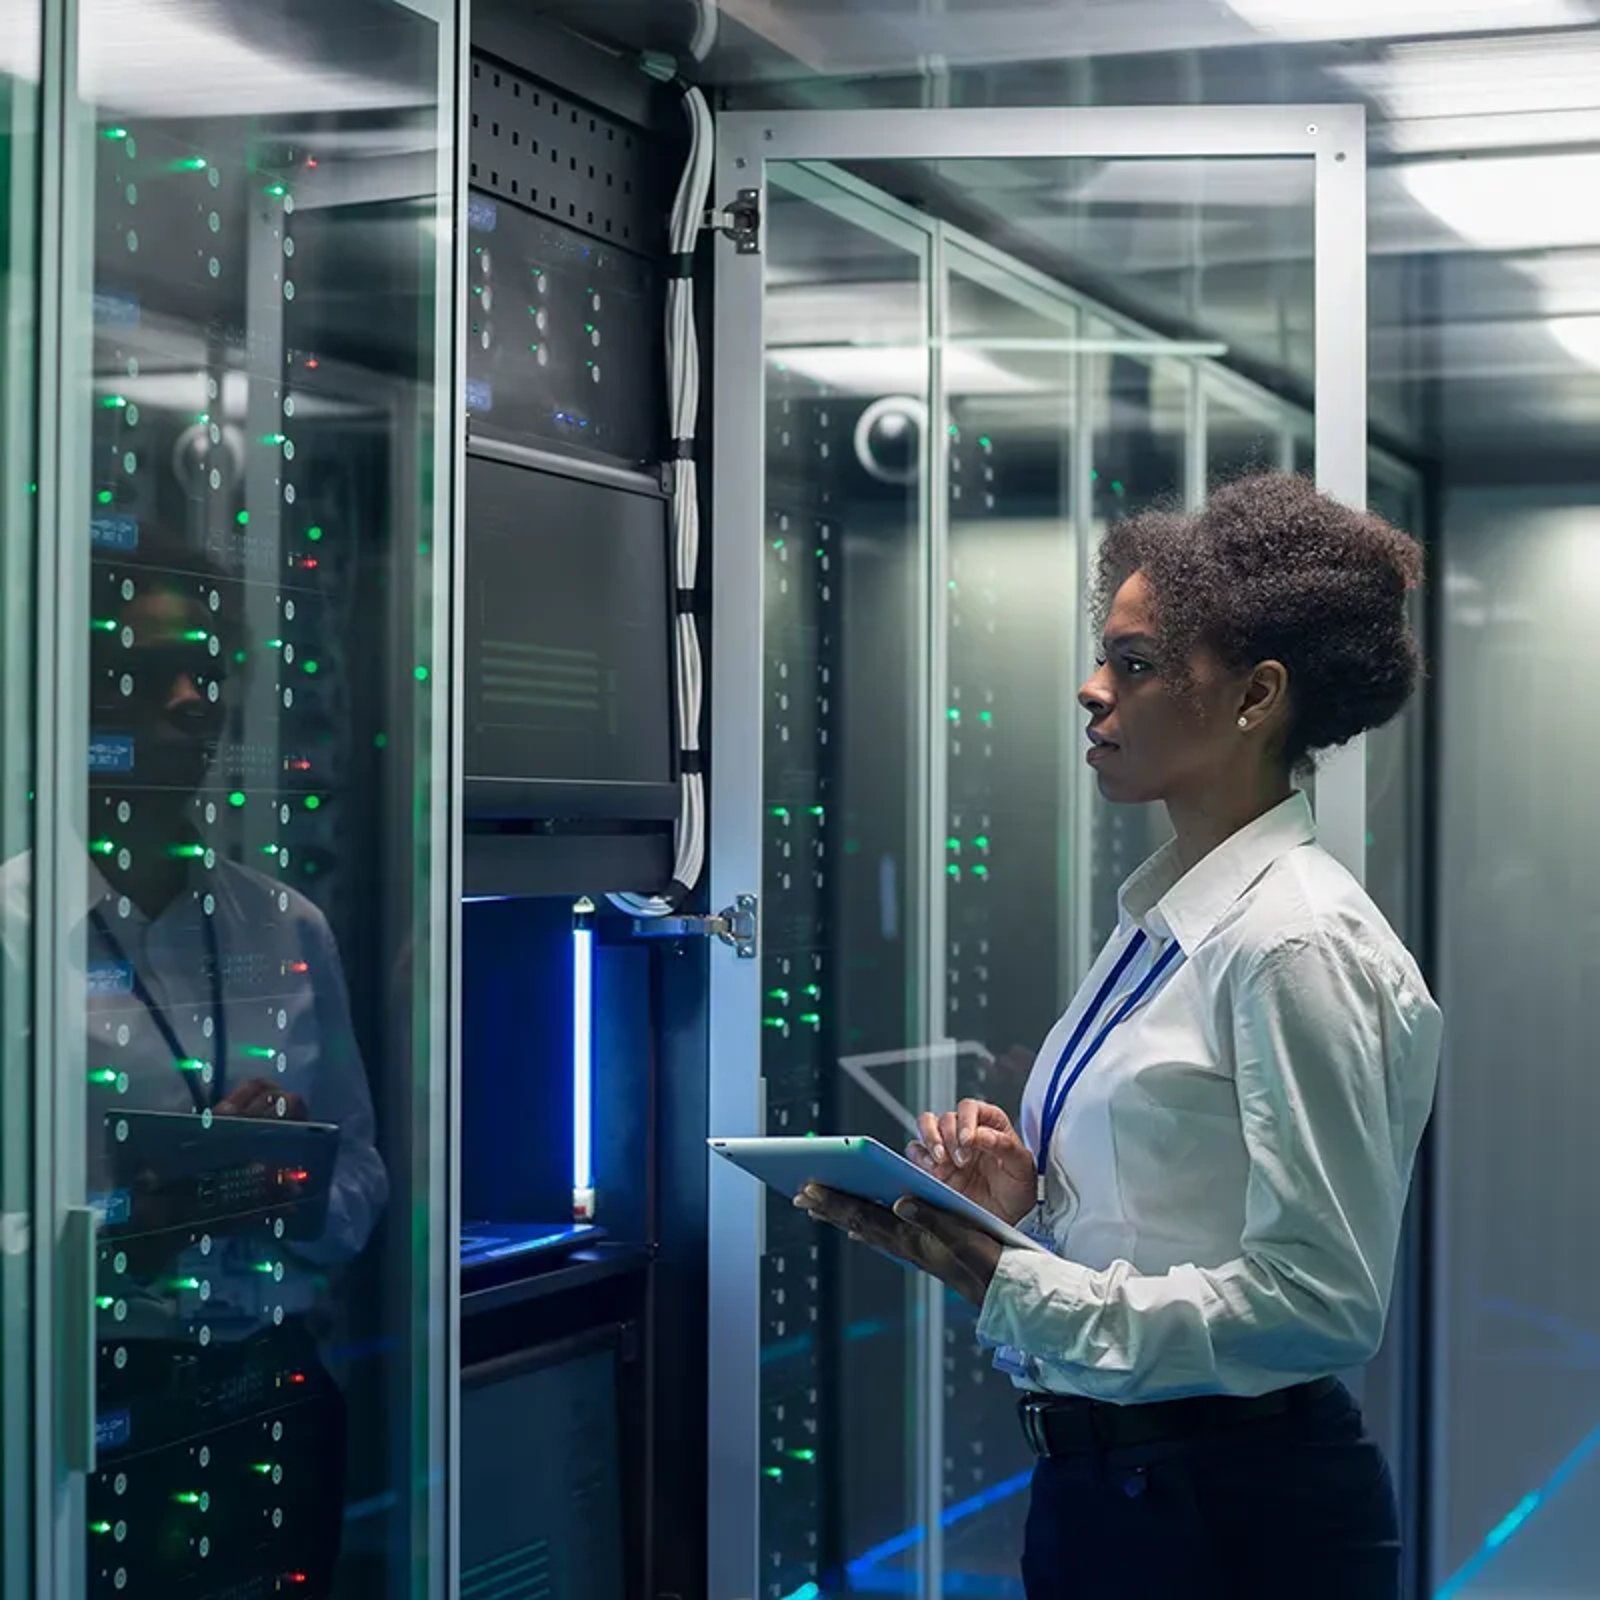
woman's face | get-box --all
[1078,570,1250,806]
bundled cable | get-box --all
[612,56,714,917]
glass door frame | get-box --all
[710,103,1367,1600]
[30,1,465,1595]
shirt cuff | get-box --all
[976,1244,1096,1355]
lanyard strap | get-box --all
[89,905,227,1111]
[1036,932,1184,1192]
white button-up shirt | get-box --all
[976,791,1441,1402]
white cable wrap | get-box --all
[612,79,713,917]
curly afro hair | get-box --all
[1094,474,1423,769]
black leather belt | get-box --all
[1018,1376,1340,1457]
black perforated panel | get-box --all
[469,54,663,254]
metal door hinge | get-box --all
[704,188,761,255]
[629,894,758,957]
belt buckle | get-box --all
[1020,1396,1049,1456]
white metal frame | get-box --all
[710,104,1367,1600]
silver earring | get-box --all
[1237,716,1249,730]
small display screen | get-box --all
[460,1343,626,1600]
[464,454,674,811]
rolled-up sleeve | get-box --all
[976,929,1438,1401]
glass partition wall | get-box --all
[23,4,460,1597]
[744,156,1419,1600]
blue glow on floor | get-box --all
[846,1571,1024,1597]
[845,1470,1033,1582]
[779,1584,820,1600]
[1435,1422,1600,1597]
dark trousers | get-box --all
[1021,1380,1401,1600]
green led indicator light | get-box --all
[1111,479,1125,495]
[234,650,248,665]
[764,1467,784,1480]
[242,1045,277,1060]
[771,537,785,551]
[768,989,791,1004]
[174,1060,206,1076]
[91,618,116,633]
[260,432,286,446]
[228,791,247,808]
[978,710,993,724]
[304,795,321,811]
[180,629,210,643]
[974,835,990,850]
[252,1462,275,1475]
[306,525,323,542]
[259,844,279,856]
[236,509,250,525]
[414,665,429,682]
[1090,468,1100,483]
[948,864,961,880]
[169,1278,202,1292]
[253,1260,277,1274]
[88,1068,118,1086]
[978,436,992,450]
[947,707,961,722]
[948,580,958,592]
[168,843,205,859]
[946,837,961,852]
[803,985,821,999]
[95,1297,115,1311]
[172,1491,202,1505]
[770,806,790,821]
[374,733,388,749]
[174,157,208,172]
[101,127,128,140]
[89,837,115,855]
[96,490,114,505]
[585,323,595,333]
[196,412,209,424]
[266,638,284,649]
[814,546,824,557]
[90,1521,113,1535]
[799,1013,821,1028]
[788,1449,816,1462]
[303,659,319,674]
[763,1017,785,1031]
[973,864,990,879]
[265,183,287,198]
[948,424,960,437]
[98,394,127,409]
[809,805,825,818]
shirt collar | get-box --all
[1118,790,1317,956]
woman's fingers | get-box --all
[916,1111,947,1165]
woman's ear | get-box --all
[1237,659,1289,732]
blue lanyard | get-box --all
[1036,930,1184,1200]
[90,905,227,1112]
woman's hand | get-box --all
[907,1099,1035,1226]
[794,1184,1003,1307]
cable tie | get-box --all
[668,252,697,280]
[679,751,704,776]
[670,438,696,460]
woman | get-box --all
[798,474,1442,1600]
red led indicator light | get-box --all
[282,1168,310,1184]
[287,961,309,975]
[305,358,319,370]
[288,1371,307,1386]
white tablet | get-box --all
[708,1135,1048,1255]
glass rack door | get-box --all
[1,11,41,1598]
[713,105,1368,1600]
[47,3,457,1596]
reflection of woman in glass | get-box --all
[801,476,1442,1599]
[71,546,384,1595]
